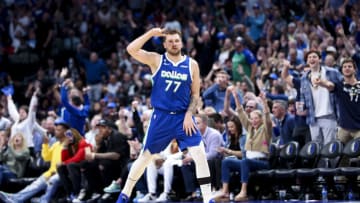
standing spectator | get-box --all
[76,48,109,102]
[244,3,266,43]
[299,50,342,146]
[231,37,257,83]
[59,69,90,135]
[317,58,360,143]
[193,29,219,77]
[35,12,53,62]
[281,60,311,147]
[0,104,11,130]
[203,70,243,113]
[7,89,46,155]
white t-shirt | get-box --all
[311,67,334,118]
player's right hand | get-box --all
[183,112,197,136]
[151,28,167,37]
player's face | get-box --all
[163,34,183,56]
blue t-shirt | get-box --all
[151,54,192,112]
[333,80,360,130]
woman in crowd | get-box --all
[57,128,93,201]
[214,91,272,201]
[0,130,30,187]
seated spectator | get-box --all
[0,130,30,187]
[181,114,223,200]
[84,114,102,148]
[0,118,70,203]
[214,91,272,201]
[215,116,245,198]
[272,100,295,146]
[138,139,182,202]
[71,119,130,202]
[57,128,93,201]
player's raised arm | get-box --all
[126,28,165,72]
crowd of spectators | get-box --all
[0,0,360,202]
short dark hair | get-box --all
[208,113,223,123]
[19,105,29,114]
[341,58,357,69]
[304,49,321,61]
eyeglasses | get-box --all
[245,106,255,109]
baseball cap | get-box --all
[107,102,117,109]
[326,46,337,53]
[253,3,260,9]
[54,118,70,129]
[288,22,296,28]
[269,73,278,80]
[96,119,116,129]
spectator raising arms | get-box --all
[7,88,46,155]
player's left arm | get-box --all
[183,59,201,136]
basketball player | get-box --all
[116,28,214,203]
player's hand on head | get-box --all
[151,28,167,37]
[183,112,196,136]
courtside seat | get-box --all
[274,141,299,179]
[296,141,321,200]
[317,140,343,177]
[250,143,279,199]
[272,141,300,200]
[338,137,360,199]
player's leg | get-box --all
[117,150,153,203]
[117,109,173,203]
[188,143,213,203]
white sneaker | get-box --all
[138,193,156,202]
[156,192,169,202]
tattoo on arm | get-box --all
[187,96,198,114]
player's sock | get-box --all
[188,145,212,203]
[122,150,153,196]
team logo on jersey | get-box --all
[161,70,188,81]
[179,64,188,68]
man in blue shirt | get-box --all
[77,49,109,102]
[60,76,90,135]
[202,70,243,113]
[272,100,295,145]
